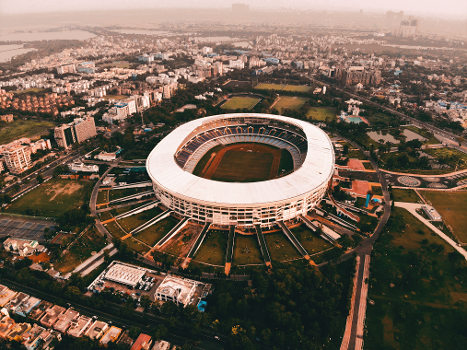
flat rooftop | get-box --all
[104,263,146,287]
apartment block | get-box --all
[1,145,32,174]
[54,116,96,149]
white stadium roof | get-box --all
[146,113,334,207]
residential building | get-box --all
[6,322,31,342]
[85,320,109,340]
[154,275,206,307]
[131,333,152,350]
[40,305,66,328]
[152,340,171,350]
[95,151,117,162]
[5,292,30,314]
[67,315,92,338]
[57,64,76,74]
[53,308,79,333]
[0,285,17,307]
[54,123,76,149]
[54,116,97,149]
[1,145,32,174]
[3,238,41,257]
[0,114,14,122]
[29,301,53,321]
[423,206,442,221]
[229,60,245,69]
[68,161,99,173]
[0,317,15,339]
[21,324,46,350]
[100,326,122,346]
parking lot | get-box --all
[0,215,55,242]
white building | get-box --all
[155,275,204,307]
[68,161,99,173]
[423,206,442,221]
[229,60,245,69]
[3,238,39,257]
[95,151,118,162]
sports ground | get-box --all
[255,83,312,92]
[272,96,308,112]
[194,143,286,182]
[220,96,261,110]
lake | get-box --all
[367,129,426,144]
[0,30,96,42]
[111,29,171,36]
[0,44,37,62]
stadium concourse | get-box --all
[137,113,336,273]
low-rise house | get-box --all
[0,285,17,307]
[100,326,122,345]
[6,322,31,341]
[6,292,30,313]
[40,305,66,328]
[21,323,46,350]
[3,238,39,257]
[67,315,92,338]
[0,316,15,339]
[85,320,109,340]
[131,333,152,350]
[152,340,171,350]
[53,308,79,333]
[29,301,53,321]
[14,296,41,317]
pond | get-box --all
[367,129,426,144]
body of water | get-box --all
[0,30,96,42]
[193,36,235,42]
[111,29,171,36]
[367,129,426,144]
[0,44,37,62]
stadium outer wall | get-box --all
[147,113,335,229]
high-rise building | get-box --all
[54,116,96,149]
[2,145,32,174]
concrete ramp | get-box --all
[225,225,236,275]
[115,201,160,220]
[255,224,271,267]
[277,221,310,260]
[154,217,189,249]
[111,181,152,190]
[109,190,153,204]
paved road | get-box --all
[90,164,116,241]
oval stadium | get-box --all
[146,113,335,230]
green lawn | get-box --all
[103,95,128,100]
[278,149,294,175]
[133,217,178,247]
[347,149,367,160]
[371,185,383,196]
[53,228,107,273]
[291,225,333,255]
[283,85,312,92]
[264,232,302,262]
[220,96,261,110]
[193,229,228,266]
[363,162,374,170]
[117,207,163,232]
[5,178,93,217]
[420,191,467,243]
[305,107,336,122]
[424,148,467,170]
[109,188,143,202]
[392,189,421,203]
[99,211,113,221]
[365,207,467,350]
[272,96,308,112]
[233,234,263,265]
[124,237,150,254]
[254,83,285,91]
[105,221,127,238]
[97,190,109,205]
[192,145,224,177]
[0,119,55,145]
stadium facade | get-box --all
[147,113,334,229]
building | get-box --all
[85,320,109,340]
[6,322,31,342]
[40,305,66,328]
[423,206,442,221]
[395,19,419,37]
[0,285,16,308]
[3,238,39,257]
[67,315,92,338]
[6,292,30,314]
[100,326,122,346]
[154,275,209,308]
[53,308,79,333]
[57,64,76,74]
[13,296,41,317]
[0,114,14,122]
[54,116,97,149]
[68,161,99,173]
[95,151,117,162]
[131,333,152,350]
[1,145,32,174]
[0,316,15,339]
[229,60,245,69]
[152,340,171,350]
[28,301,53,321]
[103,263,146,288]
[21,324,46,350]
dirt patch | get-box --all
[46,182,84,201]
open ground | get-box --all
[420,191,467,243]
[254,83,311,92]
[0,119,55,145]
[272,96,308,112]
[5,178,93,217]
[305,107,336,121]
[220,96,261,110]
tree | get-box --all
[151,324,168,341]
[36,174,44,183]
[128,326,141,339]
[140,295,152,309]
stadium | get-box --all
[146,113,335,230]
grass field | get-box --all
[105,221,127,238]
[264,232,302,261]
[124,237,150,254]
[254,83,285,91]
[347,150,367,160]
[278,149,294,174]
[305,107,336,121]
[53,228,107,273]
[103,95,128,101]
[272,96,308,112]
[283,85,312,92]
[117,207,163,232]
[365,207,467,350]
[97,190,109,205]
[291,225,333,255]
[133,217,178,247]
[14,88,44,94]
[109,188,143,202]
[424,148,467,170]
[192,145,224,177]
[392,189,421,203]
[220,96,261,110]
[0,119,55,145]
[5,179,93,217]
[420,191,467,243]
[233,234,263,265]
[193,230,228,265]
[212,150,274,182]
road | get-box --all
[0,278,225,350]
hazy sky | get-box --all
[1,0,466,18]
